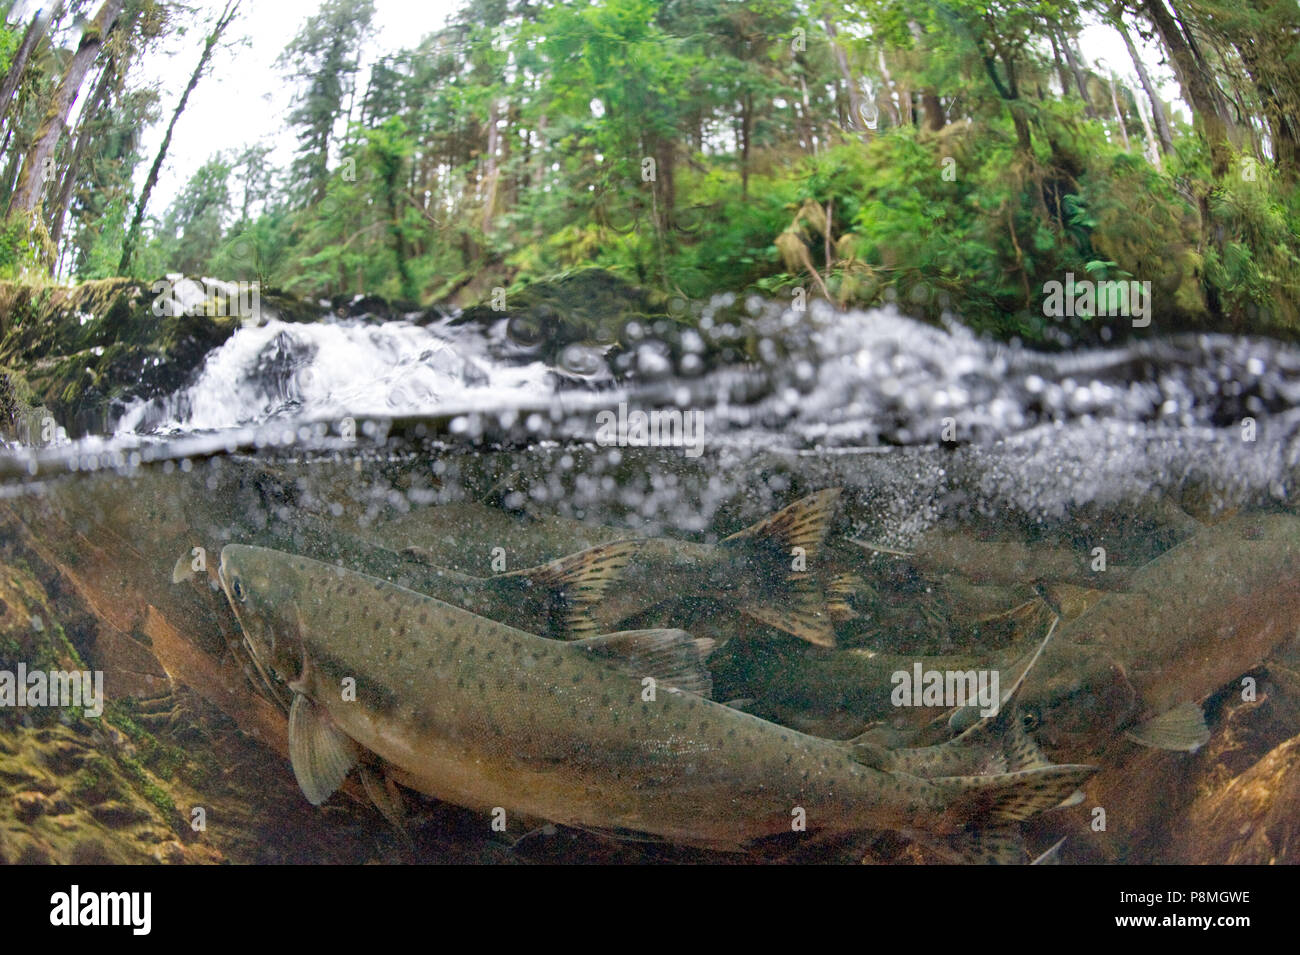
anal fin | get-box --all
[572,629,715,698]
[913,825,1028,865]
[360,764,413,846]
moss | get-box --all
[50,619,85,671]
[116,752,179,822]
[104,699,215,788]
[0,277,252,435]
[71,754,126,803]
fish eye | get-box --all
[231,576,247,602]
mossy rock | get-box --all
[449,268,765,378]
[456,268,668,343]
[0,560,84,729]
[0,278,324,436]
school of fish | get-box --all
[210,486,1300,862]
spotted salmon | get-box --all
[1020,512,1300,757]
[218,544,1095,854]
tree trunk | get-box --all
[0,3,62,133]
[1048,31,1073,99]
[798,72,817,154]
[1117,18,1174,155]
[740,91,751,200]
[1143,0,1231,176]
[481,96,499,234]
[1059,30,1099,119]
[49,60,118,249]
[1133,83,1164,170]
[876,48,901,128]
[1234,39,1300,176]
[119,0,240,273]
[1170,0,1239,140]
[823,15,870,140]
[907,20,944,131]
[1108,71,1132,151]
[8,0,124,219]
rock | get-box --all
[16,840,53,864]
[1170,730,1300,864]
[68,838,125,865]
[452,268,677,375]
[150,840,225,865]
[0,559,81,704]
[89,799,152,827]
[12,790,49,821]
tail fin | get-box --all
[724,488,842,647]
[827,573,863,623]
[495,540,642,638]
[935,763,1098,826]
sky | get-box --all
[14,0,1183,216]
[130,0,463,210]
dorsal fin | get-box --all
[722,488,841,557]
[572,629,715,698]
[495,540,642,637]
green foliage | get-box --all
[0,216,56,281]
[7,0,1296,344]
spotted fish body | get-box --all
[219,544,1094,851]
[399,489,852,647]
[1021,512,1300,756]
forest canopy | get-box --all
[1,0,1298,344]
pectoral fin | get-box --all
[1124,702,1210,752]
[1031,838,1068,865]
[288,693,358,805]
